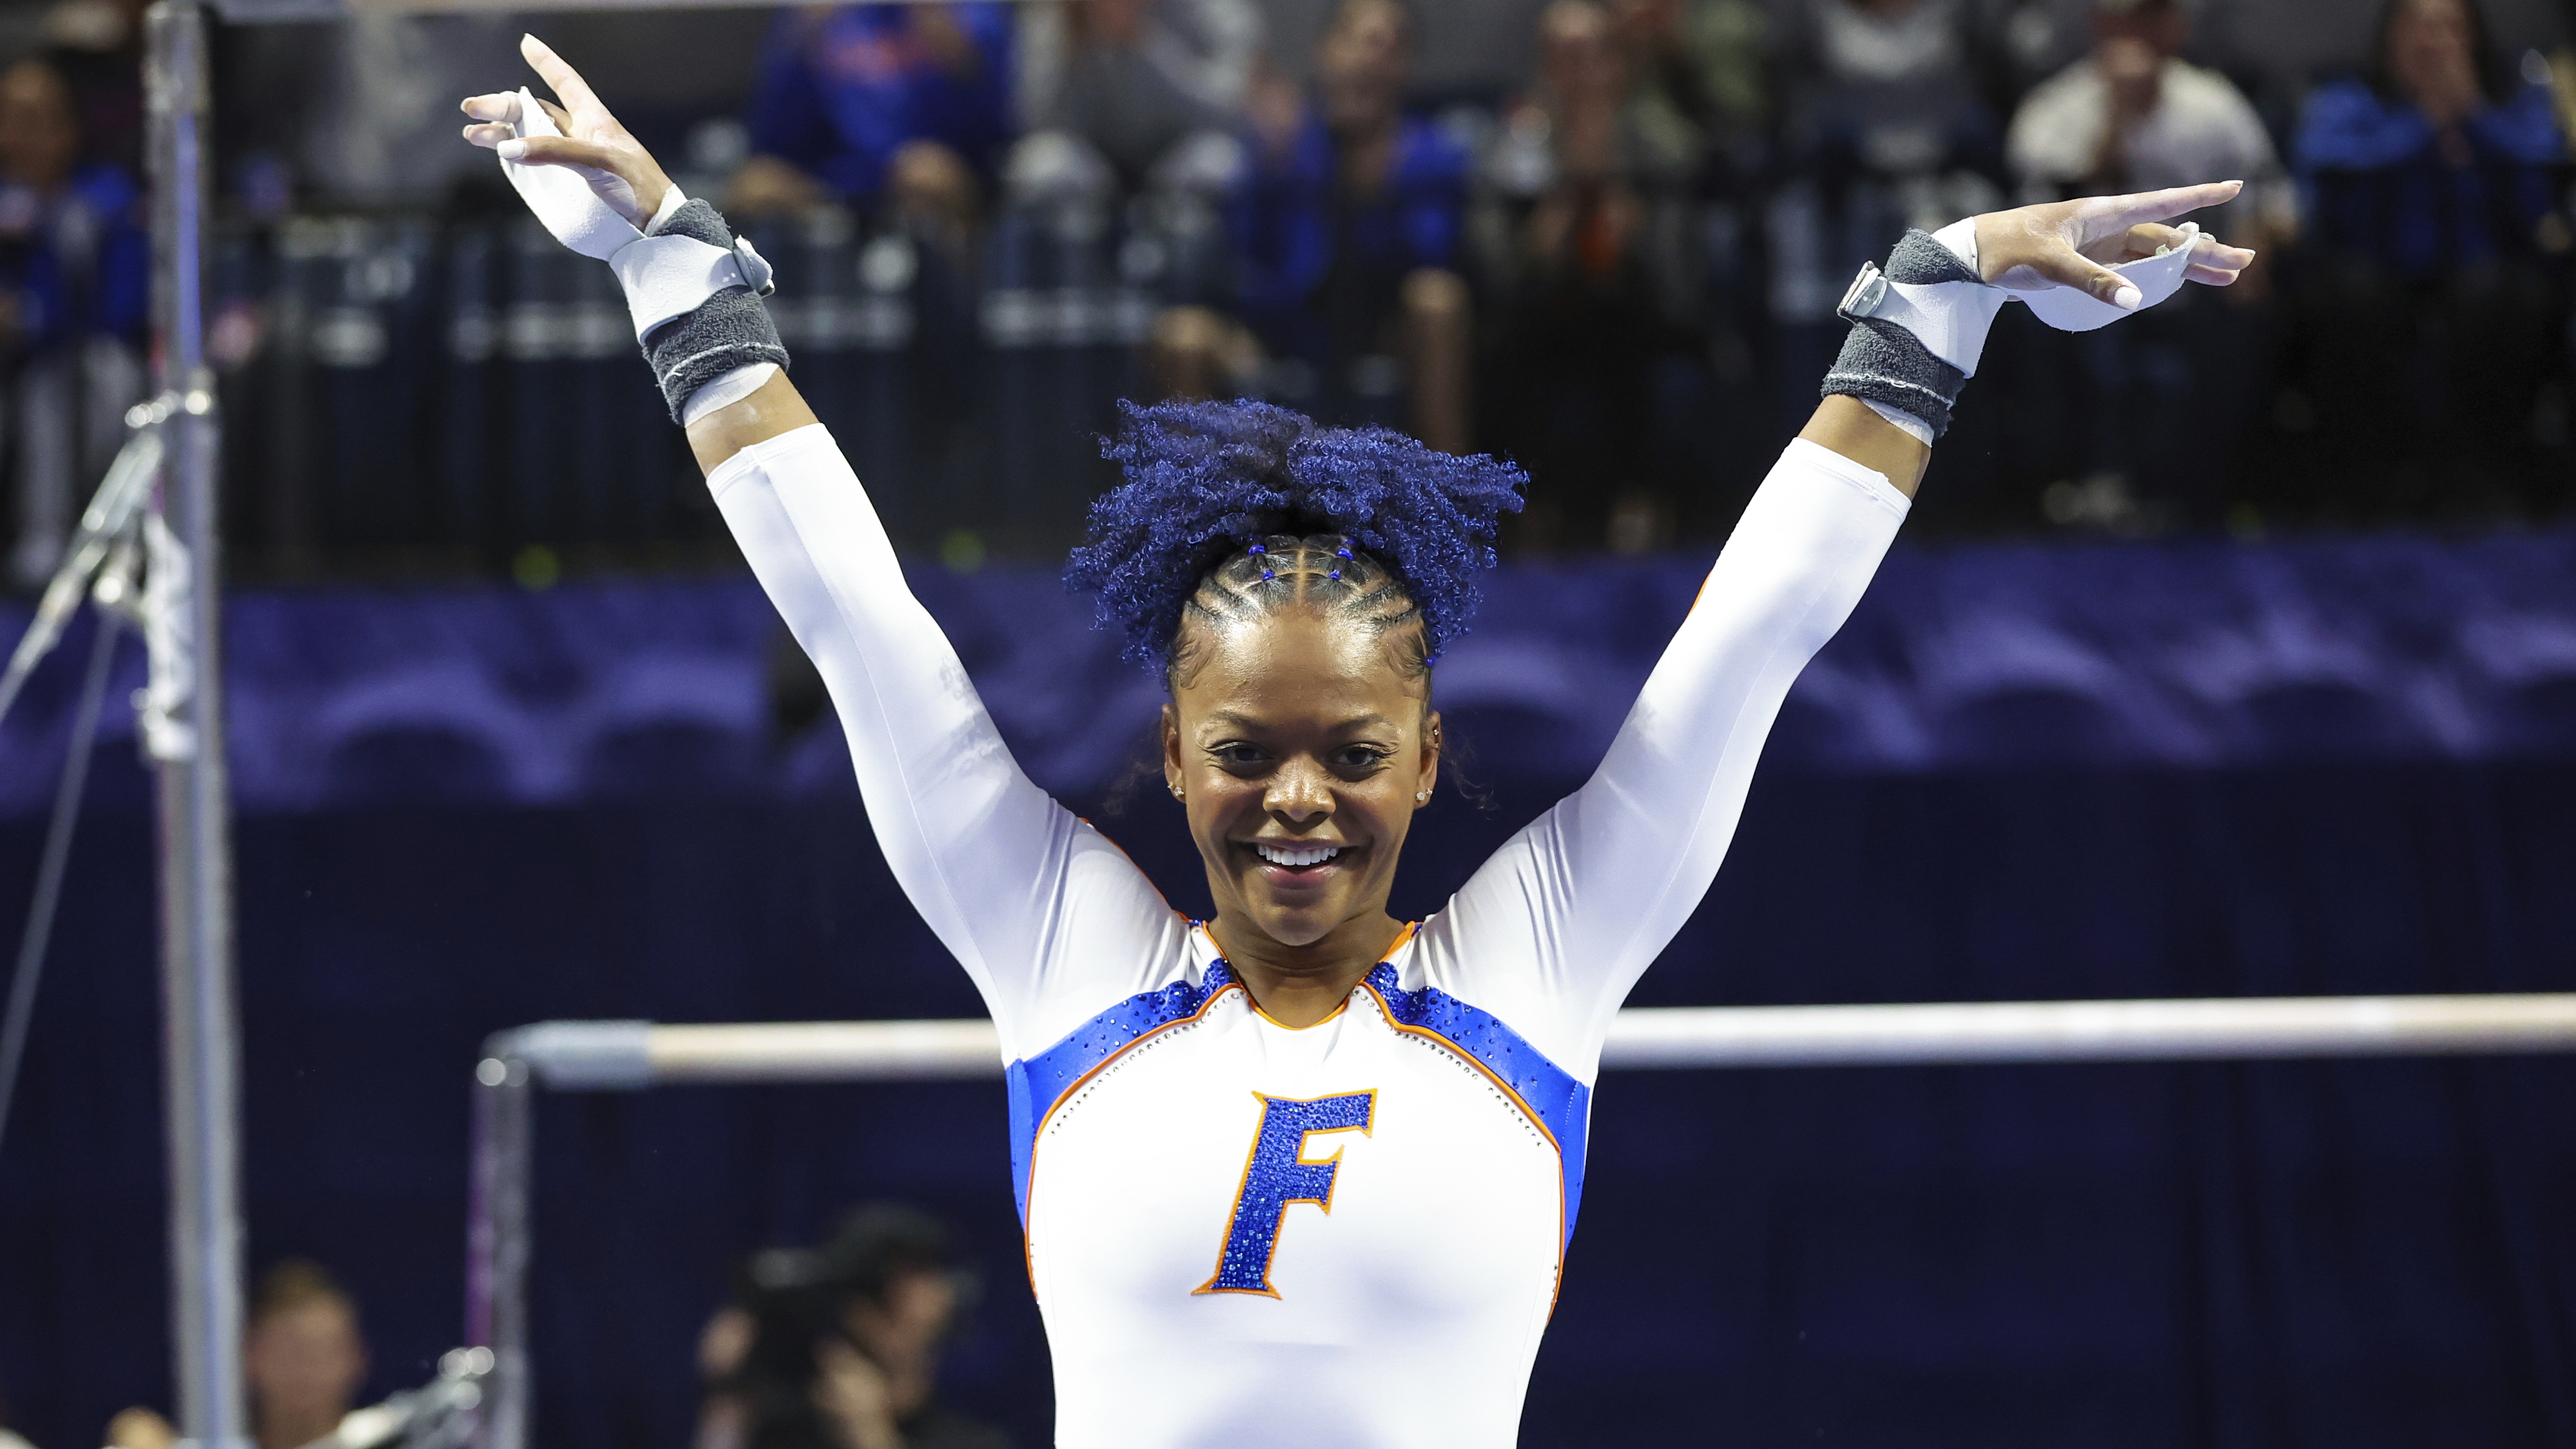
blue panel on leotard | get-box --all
[1003,955,1591,1242]
[1005,962,1240,1226]
[1360,963,1593,1244]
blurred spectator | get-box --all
[1609,0,1770,167]
[731,3,1015,240]
[1015,0,1265,188]
[2295,0,2565,279]
[37,0,144,178]
[1777,0,2006,183]
[1991,0,2289,533]
[2283,0,2571,517]
[243,1260,371,1449]
[696,1205,1006,1449]
[2007,0,2294,248]
[1200,0,1472,448]
[1477,0,1711,550]
[101,1410,173,1449]
[99,1261,368,1449]
[0,54,145,589]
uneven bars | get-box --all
[490,993,2576,1089]
[464,990,2576,1449]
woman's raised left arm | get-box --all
[1419,185,2255,1077]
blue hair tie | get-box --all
[1335,545,1353,560]
[1248,543,1267,555]
[1328,568,1342,581]
[1261,569,1275,581]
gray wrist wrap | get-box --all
[639,200,789,423]
[1820,229,1983,438]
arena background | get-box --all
[1,0,2575,1444]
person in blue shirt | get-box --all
[2285,0,2571,519]
[727,3,1016,232]
[2294,0,2566,279]
[0,55,146,588]
[1221,0,1472,448]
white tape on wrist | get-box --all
[498,88,640,261]
[680,362,778,425]
[1861,397,1935,446]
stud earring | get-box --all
[1171,784,1185,801]
[1415,790,1430,803]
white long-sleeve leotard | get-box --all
[710,425,1908,1449]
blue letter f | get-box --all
[1195,1089,1377,1297]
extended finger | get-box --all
[2082,180,2245,232]
[2078,221,2191,265]
[494,133,621,173]
[2190,237,2257,271]
[460,92,521,123]
[463,122,516,149]
[536,96,573,134]
[520,33,604,115]
[2028,239,2144,310]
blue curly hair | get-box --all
[1064,398,1526,684]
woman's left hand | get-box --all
[1974,180,2257,309]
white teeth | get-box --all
[1254,842,1342,868]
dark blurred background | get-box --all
[4,0,2576,1447]
[1,0,2571,584]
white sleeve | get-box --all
[706,425,1188,1057]
[1411,439,1910,1077]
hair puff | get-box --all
[1064,398,1526,672]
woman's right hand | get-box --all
[460,34,673,237]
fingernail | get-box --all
[2113,284,2143,310]
[497,139,528,161]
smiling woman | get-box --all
[462,32,2252,1449]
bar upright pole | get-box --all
[144,5,247,1447]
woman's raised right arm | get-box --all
[694,385,1185,1046]
[461,37,1184,1049]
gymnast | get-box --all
[464,36,2251,1449]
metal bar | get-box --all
[647,1019,1007,1083]
[466,1050,535,1449]
[489,994,2576,1087]
[1594,993,2576,1069]
[146,5,247,1446]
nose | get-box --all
[1263,758,1336,824]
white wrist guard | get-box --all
[494,90,775,344]
[1823,229,1998,438]
[612,218,775,343]
[1825,219,2211,437]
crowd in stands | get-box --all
[0,1220,1010,1449]
[0,0,2570,577]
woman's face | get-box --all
[1164,606,1439,950]
[2388,0,2479,115]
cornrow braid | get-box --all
[1063,398,1527,680]
[1172,533,1427,690]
